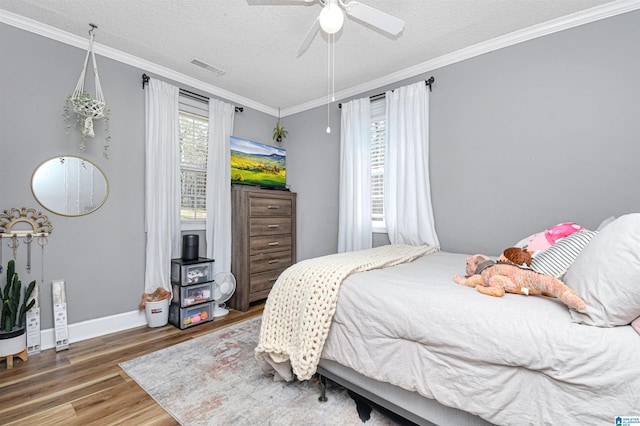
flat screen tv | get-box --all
[230,136,286,189]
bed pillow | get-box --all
[632,317,640,336]
[565,213,640,327]
[529,230,597,278]
[596,215,616,231]
[515,222,584,254]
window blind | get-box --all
[370,99,385,228]
[179,109,208,221]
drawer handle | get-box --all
[268,260,279,264]
[268,242,280,246]
[267,205,280,209]
[267,224,279,228]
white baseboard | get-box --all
[39,309,148,351]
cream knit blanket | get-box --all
[254,244,438,381]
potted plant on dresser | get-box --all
[1,260,36,367]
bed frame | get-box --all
[317,359,492,426]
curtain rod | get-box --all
[338,76,435,109]
[141,73,243,113]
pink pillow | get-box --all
[516,222,584,254]
[632,317,640,335]
[546,222,584,244]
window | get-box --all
[370,99,386,231]
[179,96,209,225]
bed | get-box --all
[256,214,640,425]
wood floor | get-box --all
[0,304,263,425]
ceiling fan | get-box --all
[294,0,405,56]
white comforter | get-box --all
[321,251,640,425]
[256,244,437,380]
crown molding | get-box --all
[0,9,279,116]
[280,0,640,117]
[3,1,639,119]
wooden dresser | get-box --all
[229,185,296,311]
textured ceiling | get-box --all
[0,0,632,115]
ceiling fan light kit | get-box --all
[280,0,406,133]
[295,0,405,56]
[319,0,344,34]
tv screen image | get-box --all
[230,136,286,189]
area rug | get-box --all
[119,317,401,425]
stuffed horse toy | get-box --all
[453,253,587,312]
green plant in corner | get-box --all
[272,108,288,145]
[1,260,36,332]
[273,121,288,145]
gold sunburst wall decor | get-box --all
[0,207,53,237]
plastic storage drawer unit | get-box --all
[169,302,214,329]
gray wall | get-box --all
[290,9,640,257]
[0,23,275,329]
[1,24,145,330]
[2,9,640,330]
[429,10,640,254]
[283,104,341,261]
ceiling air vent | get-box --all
[190,59,225,76]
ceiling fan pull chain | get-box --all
[331,33,336,102]
[326,32,332,134]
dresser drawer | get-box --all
[250,196,292,217]
[249,268,286,294]
[250,217,292,236]
[250,251,292,274]
[250,234,292,255]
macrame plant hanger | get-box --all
[69,24,107,154]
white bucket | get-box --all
[145,298,170,328]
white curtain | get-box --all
[206,99,235,275]
[338,97,372,253]
[384,81,439,247]
[144,78,181,293]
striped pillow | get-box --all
[530,230,598,278]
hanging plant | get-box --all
[272,108,288,146]
[273,121,288,145]
[64,93,111,157]
[63,24,111,159]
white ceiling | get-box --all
[1,0,637,116]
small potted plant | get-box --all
[0,260,36,359]
[63,92,111,158]
[273,108,288,146]
[63,25,111,159]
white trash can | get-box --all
[145,298,170,328]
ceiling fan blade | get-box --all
[345,2,405,35]
[246,0,315,4]
[297,17,320,57]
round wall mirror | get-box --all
[31,156,109,216]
